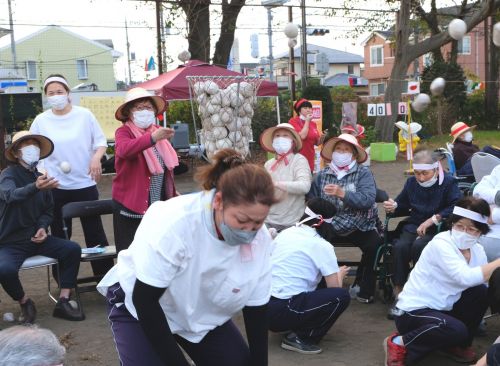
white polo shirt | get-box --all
[97,189,273,343]
[30,105,107,189]
[271,225,339,299]
[397,231,487,312]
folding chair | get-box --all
[471,152,500,183]
[20,255,60,303]
[61,199,117,301]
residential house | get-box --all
[362,16,492,96]
[0,26,122,92]
[273,44,364,89]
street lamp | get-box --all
[262,0,289,81]
[283,20,298,101]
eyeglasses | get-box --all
[453,223,481,236]
[132,104,154,112]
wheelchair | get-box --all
[433,146,475,195]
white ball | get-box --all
[210,113,224,127]
[220,108,233,124]
[193,81,206,95]
[493,22,500,47]
[220,91,232,107]
[209,93,222,106]
[240,116,251,127]
[239,82,254,98]
[237,106,247,117]
[216,138,232,150]
[228,131,242,142]
[284,23,299,38]
[205,81,220,95]
[430,77,446,96]
[230,93,244,108]
[243,102,253,114]
[412,93,431,113]
[288,38,297,48]
[60,161,71,174]
[206,103,221,115]
[241,125,252,137]
[212,126,228,140]
[227,118,242,132]
[448,19,467,40]
[198,105,207,118]
[178,50,191,62]
[197,93,207,105]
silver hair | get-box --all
[413,150,437,165]
[0,325,66,366]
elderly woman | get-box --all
[112,88,178,252]
[259,123,311,231]
[450,122,479,172]
[288,99,324,172]
[384,150,461,318]
[30,74,112,276]
[384,196,500,366]
[0,132,84,323]
[307,134,381,304]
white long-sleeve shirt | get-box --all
[474,164,500,239]
[264,153,312,228]
[397,231,487,312]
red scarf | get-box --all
[270,151,293,171]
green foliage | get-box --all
[295,77,321,90]
[252,98,279,141]
[166,101,201,143]
[302,85,334,131]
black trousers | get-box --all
[51,185,113,276]
[0,236,81,301]
[329,229,382,298]
[112,201,141,253]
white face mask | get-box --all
[132,110,155,129]
[47,95,69,111]
[462,131,473,143]
[331,152,353,168]
[417,172,437,188]
[272,137,293,155]
[19,145,40,166]
[451,228,478,250]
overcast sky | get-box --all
[0,0,395,82]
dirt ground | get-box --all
[1,155,499,366]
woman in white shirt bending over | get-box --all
[260,123,312,231]
[268,197,350,355]
[30,74,112,276]
[98,149,278,366]
[384,196,500,366]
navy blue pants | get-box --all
[51,185,113,276]
[106,284,251,366]
[0,236,81,301]
[268,288,350,343]
[395,285,489,364]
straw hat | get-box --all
[450,122,476,142]
[321,133,367,163]
[259,123,302,153]
[5,131,54,162]
[115,87,167,122]
[341,124,365,136]
[395,121,422,134]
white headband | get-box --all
[44,77,69,90]
[453,206,488,224]
[413,162,438,170]
[296,207,333,227]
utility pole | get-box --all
[288,6,296,102]
[159,4,167,73]
[125,19,132,85]
[155,0,163,74]
[7,0,17,71]
[266,7,274,81]
[300,0,307,92]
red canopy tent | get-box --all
[135,59,279,100]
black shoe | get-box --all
[53,298,85,321]
[19,298,37,324]
[281,332,322,355]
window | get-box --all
[458,36,471,54]
[370,83,385,96]
[347,64,354,74]
[76,59,88,79]
[25,61,37,80]
[370,46,383,66]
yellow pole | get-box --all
[405,99,414,175]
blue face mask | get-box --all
[219,212,259,246]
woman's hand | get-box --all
[304,112,313,123]
[337,266,350,283]
[31,228,47,244]
[89,155,102,182]
[152,127,175,143]
[383,198,396,213]
[35,174,59,190]
[416,218,434,237]
[323,184,345,199]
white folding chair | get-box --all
[20,255,59,303]
[471,152,500,182]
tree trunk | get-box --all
[486,17,499,129]
[179,0,211,62]
[212,0,245,67]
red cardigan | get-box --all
[288,116,320,171]
[112,124,176,214]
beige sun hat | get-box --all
[450,122,476,143]
[259,123,302,153]
[115,87,167,122]
[5,131,54,162]
[321,133,367,163]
